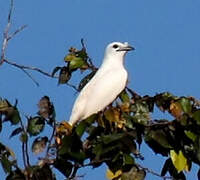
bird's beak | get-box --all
[117,45,135,52]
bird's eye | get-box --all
[113,44,119,49]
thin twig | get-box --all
[8,0,14,23]
[80,39,97,71]
[4,59,54,77]
[22,143,27,169]
[18,108,30,168]
[0,0,27,65]
[7,25,27,41]
[21,68,40,86]
[45,119,56,159]
[25,140,30,167]
[137,164,173,180]
[4,59,79,90]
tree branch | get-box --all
[137,164,173,180]
[4,58,78,90]
[0,0,27,65]
[45,118,56,159]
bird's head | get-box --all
[104,42,135,60]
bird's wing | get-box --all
[69,68,127,125]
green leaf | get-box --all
[58,134,85,162]
[119,90,130,103]
[151,130,172,148]
[32,136,48,154]
[10,108,21,125]
[193,110,200,125]
[123,154,134,165]
[1,155,12,173]
[9,127,23,139]
[69,57,85,70]
[102,133,125,144]
[179,97,192,114]
[27,116,45,136]
[75,121,87,137]
[184,130,197,142]
[75,114,97,137]
[4,107,21,125]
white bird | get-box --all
[69,42,134,126]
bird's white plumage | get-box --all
[69,42,134,126]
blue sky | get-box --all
[0,0,200,179]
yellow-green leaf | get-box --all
[170,150,190,172]
[178,98,192,114]
[106,169,122,180]
[184,131,197,142]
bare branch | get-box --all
[7,25,28,41]
[45,118,56,159]
[20,68,40,87]
[137,164,173,180]
[80,39,97,71]
[4,59,54,77]
[8,0,14,23]
[0,0,27,66]
[4,59,79,90]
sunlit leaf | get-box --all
[179,97,192,114]
[170,150,190,172]
[121,166,146,180]
[64,54,76,62]
[106,169,122,180]
[119,90,130,103]
[104,108,120,123]
[0,99,10,112]
[69,57,85,70]
[32,136,48,155]
[56,121,72,136]
[120,102,130,113]
[170,102,182,118]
